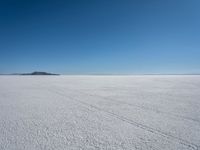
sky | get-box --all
[0,0,200,74]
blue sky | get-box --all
[0,0,200,74]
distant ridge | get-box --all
[20,71,59,75]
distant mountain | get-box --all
[20,71,59,75]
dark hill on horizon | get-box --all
[20,71,59,75]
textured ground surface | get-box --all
[0,75,200,150]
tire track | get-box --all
[49,88,198,150]
[83,92,200,124]
[49,84,200,125]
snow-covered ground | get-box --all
[0,75,200,150]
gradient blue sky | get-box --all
[0,0,200,74]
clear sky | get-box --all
[0,0,200,74]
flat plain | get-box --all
[0,75,200,150]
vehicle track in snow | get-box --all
[82,92,200,124]
[49,87,199,150]
[45,81,199,125]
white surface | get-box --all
[0,75,200,150]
